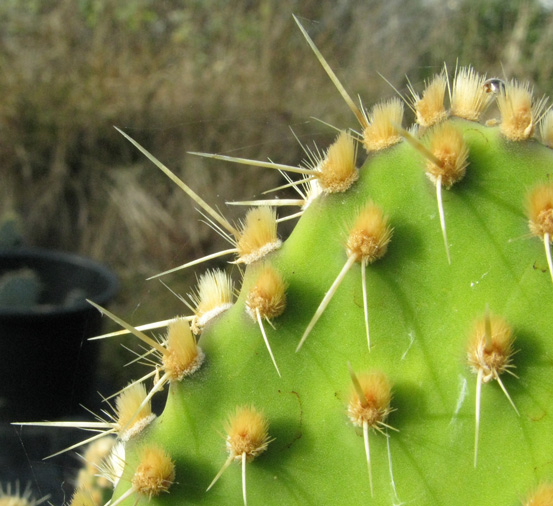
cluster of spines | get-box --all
[207,406,272,506]
[15,16,553,505]
[73,436,116,504]
[524,484,553,506]
[466,310,519,467]
[296,202,392,352]
[68,443,176,506]
[15,381,156,462]
[0,483,49,506]
[347,365,397,497]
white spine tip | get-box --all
[544,233,553,284]
[436,177,451,265]
[242,452,248,506]
[257,309,281,377]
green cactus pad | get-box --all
[105,117,553,505]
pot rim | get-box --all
[0,247,119,318]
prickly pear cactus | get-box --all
[35,19,553,506]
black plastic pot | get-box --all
[0,248,118,421]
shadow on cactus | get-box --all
[15,16,553,506]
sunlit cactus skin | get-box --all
[47,21,553,506]
[94,115,553,506]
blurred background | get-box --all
[1,0,553,502]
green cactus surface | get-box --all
[28,20,553,506]
[105,120,553,506]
